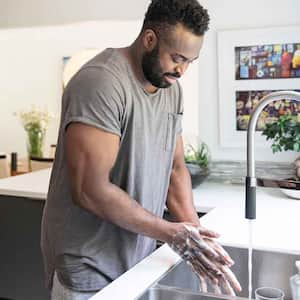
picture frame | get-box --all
[217,26,300,148]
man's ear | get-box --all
[141,29,158,51]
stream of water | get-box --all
[248,220,254,299]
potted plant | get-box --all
[184,141,210,188]
[262,115,300,199]
[262,115,300,178]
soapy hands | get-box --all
[169,223,242,296]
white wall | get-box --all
[1,0,300,162]
[0,0,150,28]
[0,20,199,157]
[198,0,300,162]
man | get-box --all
[41,1,241,299]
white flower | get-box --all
[15,105,54,132]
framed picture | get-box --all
[236,89,300,131]
[235,43,300,80]
[217,26,300,148]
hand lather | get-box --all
[169,224,242,295]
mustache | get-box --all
[164,72,181,79]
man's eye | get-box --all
[172,57,181,63]
[172,55,184,63]
[171,56,192,65]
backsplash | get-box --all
[208,160,296,185]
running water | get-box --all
[248,220,254,300]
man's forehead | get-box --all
[162,24,204,58]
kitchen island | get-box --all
[0,168,299,300]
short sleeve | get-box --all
[62,66,124,137]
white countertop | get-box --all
[0,168,300,299]
[0,168,50,199]
[194,183,300,254]
[91,182,300,300]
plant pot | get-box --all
[185,163,209,188]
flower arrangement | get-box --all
[15,105,54,158]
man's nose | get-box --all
[175,62,189,77]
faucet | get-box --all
[246,90,300,219]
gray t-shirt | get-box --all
[41,48,183,291]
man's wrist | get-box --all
[156,220,182,244]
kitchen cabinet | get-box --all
[0,195,49,300]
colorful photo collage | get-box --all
[235,43,300,80]
[236,90,300,131]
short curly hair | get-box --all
[142,0,210,36]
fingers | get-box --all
[169,223,241,296]
[188,259,234,296]
[191,256,241,296]
[187,261,208,293]
[214,242,234,266]
[198,225,220,238]
[184,224,220,260]
[200,277,208,293]
[187,255,241,296]
[189,234,220,260]
[218,263,242,293]
[186,225,231,267]
[220,277,236,296]
[191,250,224,281]
[204,238,234,266]
[189,244,241,296]
[212,283,222,295]
[190,257,219,285]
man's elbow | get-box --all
[171,161,188,178]
[70,180,110,219]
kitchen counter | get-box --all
[91,182,300,300]
[0,168,50,199]
[0,168,299,299]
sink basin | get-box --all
[140,284,245,300]
[138,246,299,300]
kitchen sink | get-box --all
[140,284,245,300]
[138,246,300,300]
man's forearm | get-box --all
[74,179,178,244]
[65,123,183,245]
[166,164,200,225]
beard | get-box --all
[141,43,180,89]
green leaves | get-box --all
[184,142,210,168]
[262,115,300,154]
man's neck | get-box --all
[119,43,158,94]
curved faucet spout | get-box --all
[246,90,300,219]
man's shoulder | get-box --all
[66,49,127,93]
[80,48,127,82]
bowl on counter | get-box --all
[280,188,300,200]
[257,177,300,200]
[185,163,209,188]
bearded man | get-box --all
[41,1,241,299]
